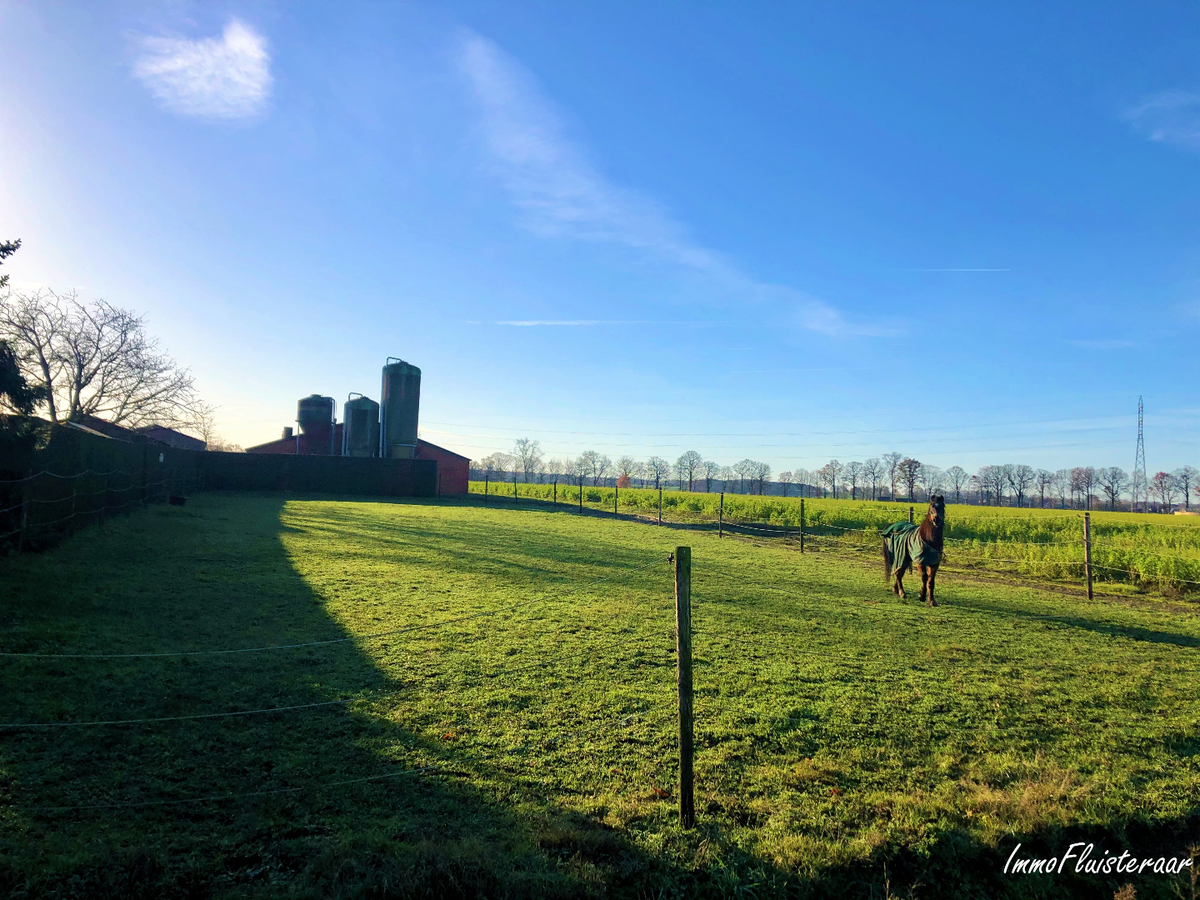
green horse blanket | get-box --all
[881,522,942,571]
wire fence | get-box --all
[468,480,1200,597]
[0,465,203,554]
[2,550,681,815]
[4,529,1199,835]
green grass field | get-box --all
[3,494,1200,898]
[472,481,1200,596]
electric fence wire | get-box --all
[14,701,676,812]
[0,628,663,729]
[0,558,666,660]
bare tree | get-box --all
[844,461,863,500]
[513,438,543,482]
[825,459,844,499]
[1071,466,1097,510]
[1008,464,1035,508]
[1035,469,1054,508]
[476,452,512,480]
[617,455,638,484]
[702,459,721,492]
[883,452,903,500]
[978,466,1005,505]
[898,458,922,501]
[1153,471,1178,508]
[631,459,647,488]
[752,461,772,494]
[646,456,670,490]
[863,458,883,501]
[921,464,946,500]
[733,459,755,493]
[1,288,207,431]
[1052,469,1069,509]
[1175,466,1198,511]
[675,450,704,491]
[719,465,735,493]
[1097,466,1128,510]
[778,470,793,497]
[945,466,969,504]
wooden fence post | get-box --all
[800,498,805,554]
[514,477,518,504]
[68,476,77,537]
[553,477,557,505]
[674,546,695,829]
[1084,512,1093,600]
[614,483,618,516]
[909,505,914,524]
[658,486,663,525]
[718,492,724,537]
[17,470,31,553]
[484,474,489,502]
[579,478,584,513]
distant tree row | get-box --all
[469,440,1200,513]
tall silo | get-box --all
[380,358,420,459]
[297,394,336,456]
[342,393,380,458]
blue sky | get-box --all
[1,1,1197,474]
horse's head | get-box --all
[928,495,945,528]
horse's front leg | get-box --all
[894,568,906,599]
[927,565,938,607]
[918,564,929,604]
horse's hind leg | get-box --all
[894,568,907,599]
[927,565,938,607]
[918,565,929,604]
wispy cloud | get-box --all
[1068,339,1136,350]
[132,19,272,119]
[1125,90,1200,153]
[455,32,886,339]
[908,268,1011,272]
[493,319,720,327]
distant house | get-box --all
[246,425,469,495]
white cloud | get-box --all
[133,19,272,119]
[1125,90,1200,153]
[455,32,883,339]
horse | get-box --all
[881,495,945,606]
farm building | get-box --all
[63,415,207,451]
[245,430,469,496]
[243,358,470,495]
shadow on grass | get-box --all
[2,493,1198,899]
[0,495,689,899]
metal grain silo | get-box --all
[380,358,420,459]
[297,394,336,455]
[342,393,380,458]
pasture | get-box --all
[473,481,1200,596]
[2,494,1200,898]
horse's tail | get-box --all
[882,538,893,582]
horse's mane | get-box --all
[917,504,944,550]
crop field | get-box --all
[3,494,1200,898]
[472,481,1200,597]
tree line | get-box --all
[470,441,1200,513]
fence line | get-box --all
[16,703,675,812]
[0,630,654,729]
[0,558,664,660]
